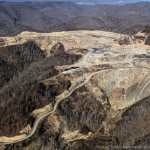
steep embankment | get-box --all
[0,41,45,88]
[0,42,82,138]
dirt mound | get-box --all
[50,42,65,54]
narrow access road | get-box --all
[0,63,142,145]
[0,68,115,145]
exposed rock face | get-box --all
[1,30,150,150]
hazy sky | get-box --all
[0,0,150,5]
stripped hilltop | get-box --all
[1,29,150,149]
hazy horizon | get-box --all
[0,0,150,5]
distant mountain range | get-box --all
[0,1,150,36]
[54,0,150,5]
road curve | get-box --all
[0,65,137,145]
[0,68,115,145]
